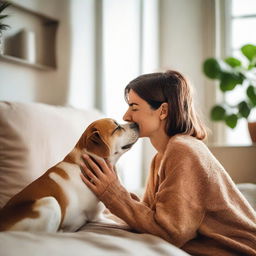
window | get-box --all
[225,0,256,145]
[99,0,159,190]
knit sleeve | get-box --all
[153,152,207,246]
[99,181,173,243]
[99,141,207,247]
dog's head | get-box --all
[79,118,139,163]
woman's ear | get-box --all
[159,103,168,120]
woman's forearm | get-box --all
[99,181,174,244]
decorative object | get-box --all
[203,44,256,143]
[12,29,36,63]
[0,2,58,70]
[0,1,11,54]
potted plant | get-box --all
[203,43,256,143]
[0,1,11,54]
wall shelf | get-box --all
[0,2,59,70]
[0,54,55,71]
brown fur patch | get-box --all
[0,166,69,231]
[63,148,81,164]
[0,200,39,230]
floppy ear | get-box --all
[85,131,110,158]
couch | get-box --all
[0,101,255,256]
[0,101,191,256]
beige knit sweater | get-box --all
[100,135,256,256]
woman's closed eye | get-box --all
[129,104,139,112]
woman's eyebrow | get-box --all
[129,103,139,107]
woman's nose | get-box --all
[123,109,131,122]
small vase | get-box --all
[248,122,256,144]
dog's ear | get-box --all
[86,131,110,158]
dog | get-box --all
[0,118,139,232]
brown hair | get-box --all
[124,70,207,140]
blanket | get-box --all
[0,223,190,256]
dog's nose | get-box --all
[129,123,139,130]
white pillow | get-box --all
[0,101,103,208]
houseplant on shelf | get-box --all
[0,1,11,54]
[203,43,256,143]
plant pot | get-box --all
[248,122,256,144]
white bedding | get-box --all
[0,102,255,256]
[1,183,255,256]
[0,223,190,256]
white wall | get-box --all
[0,0,69,105]
[142,0,211,182]
[142,0,255,184]
[0,0,96,109]
[101,0,143,190]
[1,0,254,185]
[159,0,205,108]
[67,0,97,109]
[209,145,256,183]
[0,0,209,116]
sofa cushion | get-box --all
[0,101,103,208]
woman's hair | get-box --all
[124,70,207,140]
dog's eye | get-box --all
[114,121,123,130]
[121,143,133,150]
[112,124,122,135]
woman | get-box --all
[80,70,256,256]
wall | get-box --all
[142,0,255,185]
[1,0,254,185]
[209,145,256,183]
[159,0,205,108]
[0,0,96,109]
[142,0,210,183]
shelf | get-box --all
[0,2,59,70]
[0,54,55,71]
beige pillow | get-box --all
[0,101,103,208]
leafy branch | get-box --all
[203,44,256,128]
[0,1,11,32]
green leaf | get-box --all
[247,85,256,106]
[0,1,11,13]
[224,57,241,67]
[203,58,222,79]
[0,14,8,20]
[210,105,226,121]
[241,44,256,61]
[0,1,10,32]
[0,2,11,13]
[238,101,251,118]
[225,114,238,129]
[219,72,243,92]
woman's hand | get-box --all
[80,154,119,197]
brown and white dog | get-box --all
[0,118,139,232]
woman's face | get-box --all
[123,89,163,138]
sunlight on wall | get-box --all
[101,0,159,190]
[67,0,96,110]
[101,0,142,190]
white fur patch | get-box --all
[49,162,104,231]
[9,197,61,232]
